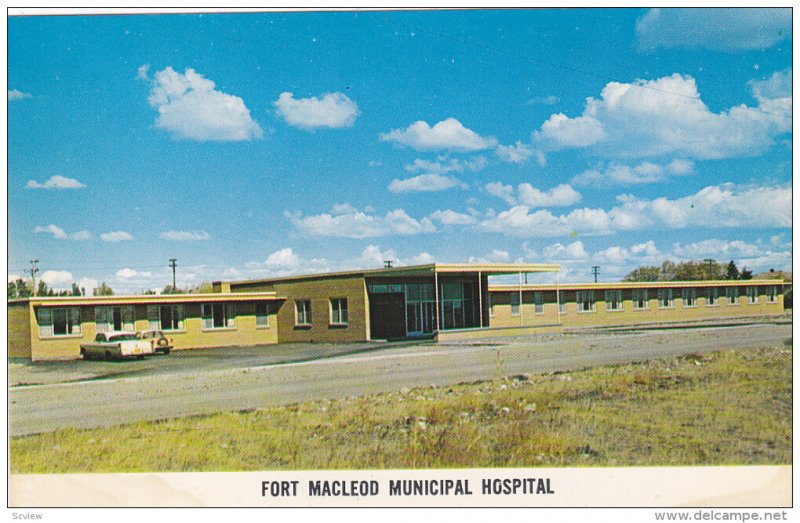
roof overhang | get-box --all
[489,279,785,292]
[220,263,561,286]
[23,292,284,307]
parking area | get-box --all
[9,340,426,387]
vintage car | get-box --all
[80,331,154,360]
[137,329,173,355]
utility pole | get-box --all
[169,258,177,290]
[591,265,600,283]
[30,259,39,297]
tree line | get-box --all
[8,279,214,299]
[623,259,753,282]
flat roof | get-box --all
[489,279,785,292]
[14,292,284,307]
[219,263,561,287]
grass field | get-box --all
[10,344,791,473]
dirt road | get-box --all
[8,322,791,437]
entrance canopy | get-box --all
[364,263,561,339]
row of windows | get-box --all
[36,303,272,338]
[491,286,778,315]
[294,298,349,327]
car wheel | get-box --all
[137,355,145,360]
[163,348,170,355]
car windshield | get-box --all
[109,334,139,342]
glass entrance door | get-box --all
[406,283,436,337]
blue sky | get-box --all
[7,8,792,293]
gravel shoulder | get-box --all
[8,322,792,437]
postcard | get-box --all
[6,7,793,515]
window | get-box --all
[726,287,739,306]
[558,290,566,314]
[95,306,135,333]
[148,305,185,331]
[202,303,236,329]
[746,286,758,304]
[488,293,494,317]
[367,284,404,294]
[682,288,697,308]
[576,290,595,312]
[705,288,718,306]
[330,298,348,325]
[605,290,623,311]
[534,291,544,314]
[510,293,520,316]
[766,286,778,303]
[658,289,674,308]
[632,289,649,310]
[295,300,312,326]
[37,307,81,337]
[255,302,270,328]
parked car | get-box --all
[137,329,173,355]
[80,331,154,360]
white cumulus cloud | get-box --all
[286,208,436,239]
[388,174,467,193]
[429,209,478,226]
[147,67,263,141]
[159,230,211,241]
[26,175,86,190]
[534,73,791,159]
[100,231,134,242]
[34,224,91,241]
[40,270,74,287]
[265,247,301,268]
[496,141,534,163]
[274,92,359,129]
[480,183,790,238]
[380,118,498,152]
[542,241,589,260]
[485,182,581,207]
[573,159,694,187]
[636,8,791,51]
[116,268,137,279]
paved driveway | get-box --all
[8,321,791,437]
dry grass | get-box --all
[10,345,792,473]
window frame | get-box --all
[766,286,778,304]
[746,286,759,304]
[295,299,312,326]
[657,288,674,309]
[605,289,623,311]
[534,291,544,315]
[726,287,739,306]
[148,304,185,332]
[201,303,236,330]
[632,289,649,310]
[329,297,349,326]
[705,287,718,307]
[681,288,697,308]
[510,293,521,316]
[255,302,270,328]
[576,290,596,313]
[37,307,82,338]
